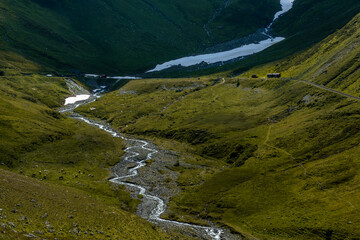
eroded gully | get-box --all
[59,92,224,240]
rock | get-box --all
[44,221,52,228]
[98,231,104,234]
[68,215,74,219]
[348,221,352,224]
[41,213,48,219]
[126,163,137,169]
[24,233,37,238]
[11,209,18,213]
[1,223,7,228]
[8,222,16,228]
[30,199,36,203]
[34,230,43,235]
[59,176,64,180]
[0,208,3,212]
[18,216,27,221]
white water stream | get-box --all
[147,0,295,73]
[61,93,223,239]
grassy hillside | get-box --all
[76,76,360,239]
[0,169,172,239]
[239,11,360,98]
[2,3,360,240]
[0,0,279,74]
[0,51,195,239]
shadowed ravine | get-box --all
[60,93,224,240]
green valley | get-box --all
[0,51,193,239]
[75,11,360,239]
[1,1,360,240]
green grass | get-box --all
[155,0,360,78]
[0,0,278,74]
[0,169,172,239]
[3,6,360,240]
[0,52,196,239]
[77,76,360,239]
[3,0,359,76]
[239,12,360,97]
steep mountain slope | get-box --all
[179,0,360,78]
[243,11,360,97]
[2,0,360,75]
[0,0,279,74]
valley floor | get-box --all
[76,76,360,240]
[2,11,360,239]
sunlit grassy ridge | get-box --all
[240,12,360,97]
[77,76,360,239]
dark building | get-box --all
[267,73,281,78]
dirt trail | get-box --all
[299,80,360,101]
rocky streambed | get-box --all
[60,88,241,240]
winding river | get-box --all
[58,2,297,238]
[60,92,224,240]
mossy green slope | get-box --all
[3,0,360,76]
[77,76,360,239]
[0,168,171,239]
[0,0,279,74]
[241,12,360,97]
